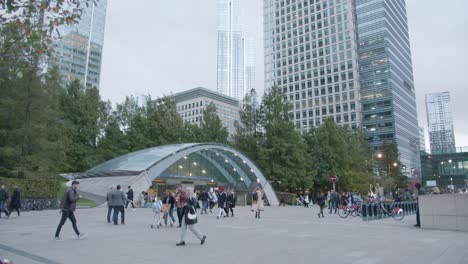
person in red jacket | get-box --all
[54,180,87,241]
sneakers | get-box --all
[77,233,87,239]
[176,241,186,246]
[54,237,64,241]
[201,235,207,245]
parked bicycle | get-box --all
[338,203,361,218]
[375,201,404,221]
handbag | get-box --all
[187,206,197,220]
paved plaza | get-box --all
[1,206,467,264]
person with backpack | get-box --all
[54,180,87,240]
[207,187,217,213]
[162,191,176,227]
[176,187,206,246]
[126,186,135,209]
[216,187,227,219]
[175,185,187,227]
[251,186,264,218]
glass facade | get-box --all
[51,0,107,89]
[425,92,456,154]
[263,0,361,131]
[217,0,246,101]
[356,0,420,177]
[263,0,420,176]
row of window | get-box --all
[177,101,204,111]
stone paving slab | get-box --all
[1,206,467,264]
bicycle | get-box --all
[338,203,361,218]
[375,201,404,221]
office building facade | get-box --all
[51,0,107,89]
[426,92,456,154]
[172,87,240,136]
[263,0,420,176]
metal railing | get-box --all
[361,201,418,221]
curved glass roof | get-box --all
[88,143,198,172]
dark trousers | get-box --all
[177,207,184,226]
[125,200,134,209]
[55,210,80,237]
[319,205,325,217]
[107,206,114,222]
[416,205,420,226]
[8,206,20,216]
[113,206,125,224]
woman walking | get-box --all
[176,187,207,246]
[316,191,325,218]
[251,187,264,219]
[8,185,21,217]
[162,191,176,227]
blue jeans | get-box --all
[165,207,176,225]
[201,201,208,214]
[0,201,9,217]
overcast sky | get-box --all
[99,0,468,148]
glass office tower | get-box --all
[51,0,107,89]
[356,0,420,176]
[217,0,246,101]
[425,92,456,154]
[263,0,362,131]
[264,0,420,176]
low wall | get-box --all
[419,194,468,232]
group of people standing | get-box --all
[106,185,129,225]
[0,185,22,219]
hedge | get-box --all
[0,177,61,198]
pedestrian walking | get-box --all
[251,187,264,218]
[8,186,21,217]
[0,185,10,218]
[138,191,145,208]
[316,191,326,218]
[207,187,217,213]
[112,185,127,225]
[106,186,115,223]
[216,187,227,219]
[328,190,337,214]
[176,187,206,246]
[199,189,208,215]
[126,186,135,209]
[175,185,187,227]
[54,180,87,240]
[303,192,310,208]
[226,189,237,217]
[162,191,176,227]
[150,197,163,229]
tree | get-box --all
[198,103,228,144]
[376,143,404,191]
[232,89,263,161]
[258,87,311,190]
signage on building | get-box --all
[426,180,437,187]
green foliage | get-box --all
[0,177,61,198]
[198,103,228,144]
[376,143,404,189]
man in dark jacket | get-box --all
[216,187,227,219]
[8,185,21,217]
[199,190,208,215]
[0,185,10,218]
[112,185,127,225]
[125,186,135,209]
[55,180,87,240]
[328,190,338,214]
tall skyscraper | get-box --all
[263,0,420,176]
[425,92,456,153]
[419,126,426,152]
[217,0,255,101]
[51,0,107,89]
